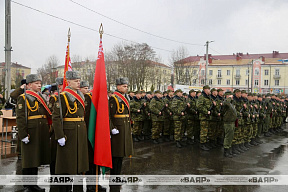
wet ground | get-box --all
[1,124,288,192]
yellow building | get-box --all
[175,51,288,94]
[0,62,31,88]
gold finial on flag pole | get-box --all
[99,23,104,38]
[68,28,71,42]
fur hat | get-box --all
[66,71,81,80]
[116,77,129,85]
[26,74,42,84]
[55,77,64,85]
[80,81,89,88]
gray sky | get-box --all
[1,0,288,73]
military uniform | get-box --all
[186,91,198,144]
[222,93,237,158]
[208,90,220,148]
[130,94,145,141]
[171,90,187,148]
[163,93,174,141]
[109,78,133,192]
[196,86,213,151]
[16,74,50,192]
[142,93,152,139]
[149,92,165,143]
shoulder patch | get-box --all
[18,104,23,109]
[56,103,60,108]
[49,103,52,108]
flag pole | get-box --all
[95,23,104,192]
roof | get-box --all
[177,51,288,66]
[0,62,31,69]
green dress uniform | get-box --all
[52,87,89,175]
[48,93,59,175]
[149,95,165,142]
[16,91,51,191]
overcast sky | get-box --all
[1,0,288,73]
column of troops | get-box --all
[129,85,288,158]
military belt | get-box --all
[114,114,130,118]
[63,117,84,122]
[28,115,47,120]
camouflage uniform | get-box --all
[163,95,173,138]
[149,96,165,141]
[196,91,213,145]
[209,94,220,146]
[130,96,145,139]
[142,95,152,138]
[171,95,186,142]
[186,95,198,142]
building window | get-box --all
[201,79,205,85]
[193,70,197,75]
[218,79,221,85]
[264,69,269,75]
[245,79,248,85]
[275,80,279,86]
[201,69,205,76]
[163,70,166,74]
[192,79,197,85]
[236,80,240,85]
[227,79,230,85]
[275,69,280,75]
[246,69,249,76]
[209,70,213,75]
[236,69,240,75]
[264,80,269,86]
[227,70,230,76]
[254,79,259,86]
[209,79,212,85]
[217,70,222,77]
[254,68,259,75]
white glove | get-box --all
[111,128,119,135]
[21,136,29,144]
[58,137,66,146]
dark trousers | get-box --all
[110,157,124,192]
[22,167,38,188]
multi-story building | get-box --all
[0,62,31,88]
[174,51,288,94]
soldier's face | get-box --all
[29,81,42,92]
[235,92,241,97]
[212,91,217,96]
[117,84,128,94]
[204,89,210,95]
[258,98,262,101]
[156,93,162,98]
[242,93,247,98]
[197,93,201,97]
[136,94,141,99]
[68,79,80,90]
[80,87,89,94]
[176,92,183,97]
[218,91,224,97]
[190,92,196,97]
[58,85,63,92]
[169,92,174,97]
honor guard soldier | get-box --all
[48,77,63,176]
[80,81,90,95]
[52,71,89,191]
[16,74,51,192]
[109,77,133,192]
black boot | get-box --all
[264,132,271,137]
[133,135,139,142]
[153,139,159,144]
[200,143,210,151]
[137,135,144,141]
[205,142,213,149]
[164,135,170,142]
[176,141,182,148]
[240,143,248,151]
[187,138,194,145]
[236,144,244,153]
[232,145,240,155]
[250,138,258,146]
[180,140,187,146]
[255,137,263,144]
[229,147,236,157]
[244,142,250,149]
[224,148,233,158]
[30,185,45,192]
[210,140,217,148]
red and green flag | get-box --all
[63,29,72,90]
[88,36,112,171]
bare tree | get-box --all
[170,46,189,85]
[37,55,59,85]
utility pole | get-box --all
[248,64,250,92]
[4,0,12,100]
[205,41,213,85]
